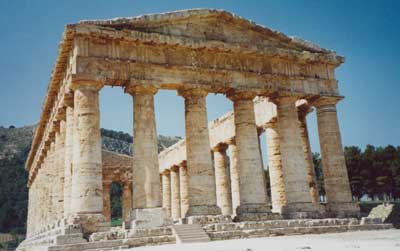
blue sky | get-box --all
[0,0,399,159]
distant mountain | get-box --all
[0,124,181,234]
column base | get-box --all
[68,213,109,236]
[234,203,281,221]
[128,207,172,229]
[280,202,322,219]
[327,202,360,218]
[186,205,222,217]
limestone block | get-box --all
[129,207,171,229]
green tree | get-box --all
[344,146,364,199]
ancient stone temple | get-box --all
[18,9,391,251]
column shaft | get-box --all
[276,97,316,215]
[213,147,233,215]
[64,106,74,218]
[230,96,269,215]
[103,183,111,221]
[179,163,189,217]
[170,167,181,220]
[265,121,286,213]
[228,143,240,214]
[162,172,172,217]
[70,83,104,229]
[122,183,132,221]
[314,98,359,215]
[179,89,220,216]
[130,87,161,209]
[298,111,320,207]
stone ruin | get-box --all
[17,9,392,251]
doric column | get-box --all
[122,183,132,221]
[161,171,171,218]
[103,183,111,222]
[213,144,233,215]
[298,105,320,208]
[54,119,66,220]
[63,95,74,218]
[313,96,359,216]
[179,162,189,217]
[126,85,161,209]
[48,140,56,225]
[178,88,220,216]
[170,166,181,220]
[228,141,240,215]
[70,80,105,232]
[274,96,317,216]
[227,92,269,217]
[26,184,34,237]
[265,120,286,213]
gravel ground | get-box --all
[123,229,400,251]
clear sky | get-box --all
[0,0,399,158]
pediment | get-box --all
[79,9,330,54]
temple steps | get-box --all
[173,224,210,243]
[204,218,393,241]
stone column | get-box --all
[103,183,111,222]
[298,106,320,208]
[227,92,269,217]
[63,98,74,218]
[274,96,317,217]
[126,85,162,209]
[178,89,220,216]
[122,183,132,221]
[48,140,56,225]
[213,144,233,215]
[265,120,286,213]
[70,80,105,232]
[161,171,172,218]
[170,166,181,220]
[179,162,189,217]
[55,119,66,220]
[228,141,240,215]
[313,96,359,216]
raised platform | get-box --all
[17,217,393,251]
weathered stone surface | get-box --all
[22,9,361,251]
[313,97,359,216]
[213,145,233,216]
[179,89,220,217]
[274,96,317,215]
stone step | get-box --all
[205,218,361,232]
[207,223,393,241]
[173,224,210,243]
[54,233,86,245]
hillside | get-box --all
[0,125,180,234]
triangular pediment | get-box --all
[79,9,331,54]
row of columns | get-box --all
[27,79,357,236]
[160,93,358,219]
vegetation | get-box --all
[311,145,400,201]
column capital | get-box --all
[297,103,313,119]
[55,107,66,121]
[170,165,180,172]
[226,137,236,146]
[179,160,187,168]
[311,95,343,108]
[177,88,208,98]
[161,169,170,176]
[226,90,257,101]
[269,95,300,105]
[68,78,104,91]
[125,84,158,96]
[212,143,228,152]
[64,90,74,108]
